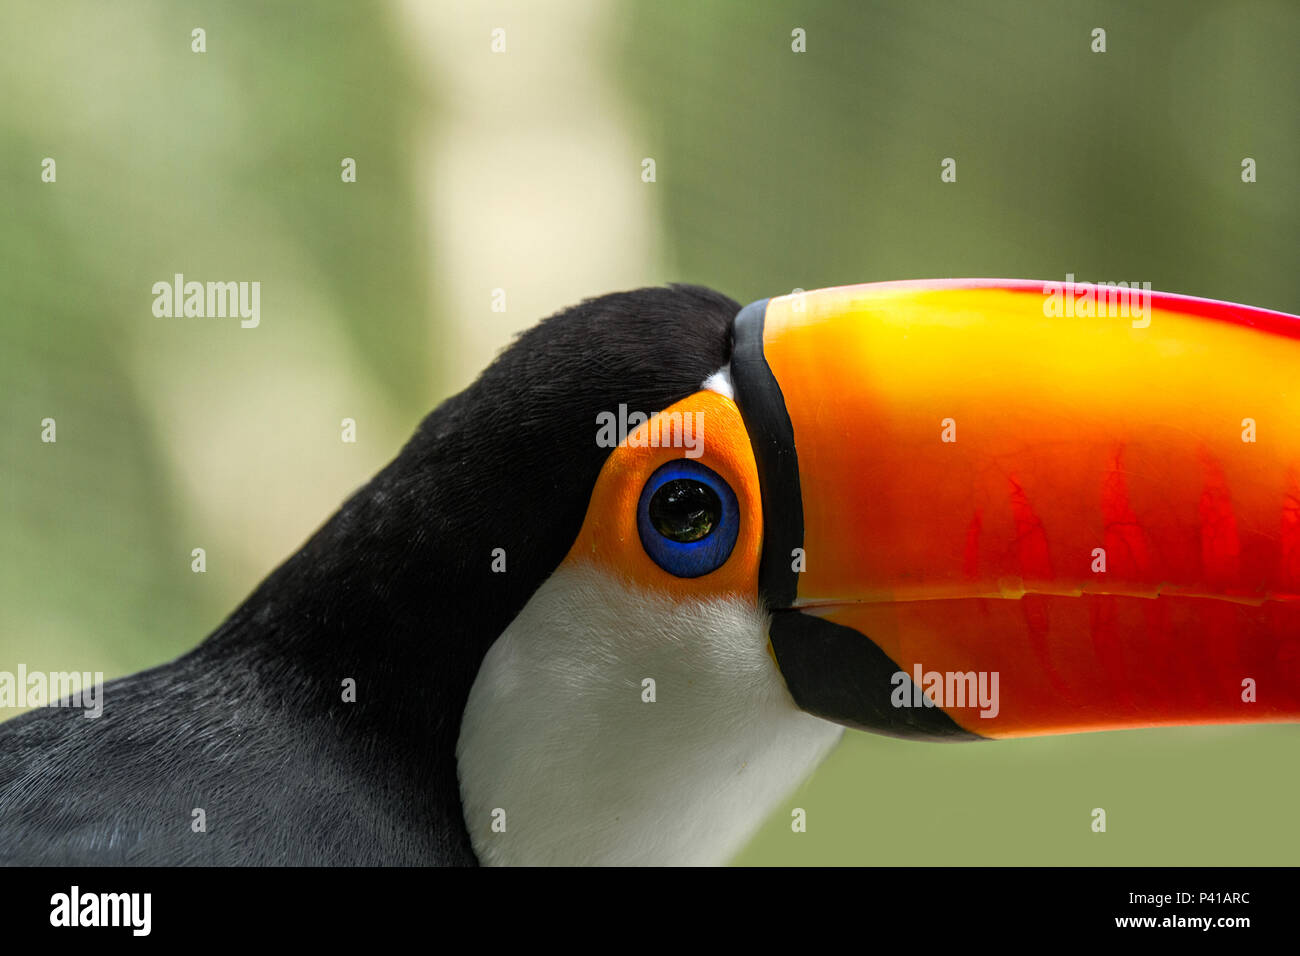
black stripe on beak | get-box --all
[730,297,981,741]
[730,298,803,610]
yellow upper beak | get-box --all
[733,280,1300,738]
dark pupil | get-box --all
[649,479,720,543]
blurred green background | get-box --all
[2,0,1297,864]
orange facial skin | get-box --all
[762,281,1300,737]
[562,390,763,603]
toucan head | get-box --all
[447,280,1300,865]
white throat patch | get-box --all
[456,562,843,865]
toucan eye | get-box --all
[649,480,719,542]
[637,460,739,577]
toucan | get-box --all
[2,280,1298,866]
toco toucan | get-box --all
[1,279,1298,866]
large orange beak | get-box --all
[732,279,1300,740]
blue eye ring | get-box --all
[637,459,740,578]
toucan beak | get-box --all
[732,280,1300,740]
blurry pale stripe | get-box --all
[0,1,434,673]
[399,0,663,393]
[124,273,409,580]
